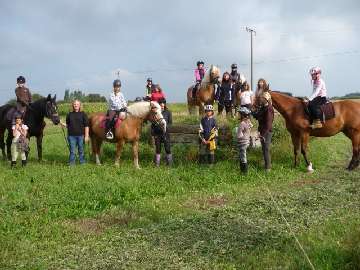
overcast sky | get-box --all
[0,0,359,103]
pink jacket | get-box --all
[309,78,327,101]
[194,68,207,82]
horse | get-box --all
[89,101,166,168]
[0,94,60,161]
[186,65,221,115]
[268,90,360,171]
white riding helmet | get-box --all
[309,67,321,75]
[204,104,214,111]
[237,107,252,115]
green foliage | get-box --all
[63,89,107,103]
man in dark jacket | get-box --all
[151,98,173,166]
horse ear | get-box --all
[53,94,57,101]
[47,94,51,101]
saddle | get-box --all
[99,115,124,129]
[304,101,335,123]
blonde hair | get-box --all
[71,99,82,112]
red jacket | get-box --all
[150,91,165,103]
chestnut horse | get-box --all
[187,65,221,115]
[269,91,360,171]
[89,101,166,168]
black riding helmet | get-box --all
[197,60,204,66]
[17,76,26,84]
[147,77,152,83]
[231,63,237,69]
[158,98,166,105]
[113,79,121,87]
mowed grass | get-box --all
[0,103,360,269]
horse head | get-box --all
[148,101,167,133]
[45,94,60,125]
[209,65,221,84]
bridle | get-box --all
[148,101,165,128]
[45,101,59,122]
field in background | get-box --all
[1,103,360,269]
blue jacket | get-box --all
[200,116,217,140]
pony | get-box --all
[267,90,360,171]
[0,94,60,161]
[89,101,166,168]
[186,65,221,115]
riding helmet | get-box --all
[113,79,121,87]
[309,67,321,75]
[204,104,214,111]
[158,98,166,105]
[147,77,152,82]
[17,76,26,84]
[237,107,251,115]
[231,63,237,69]
[197,60,204,66]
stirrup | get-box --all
[311,120,323,129]
[106,131,114,139]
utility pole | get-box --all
[246,27,256,91]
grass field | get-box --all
[1,103,360,269]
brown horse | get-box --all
[89,101,166,168]
[187,65,221,115]
[269,91,360,171]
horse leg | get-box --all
[132,140,140,169]
[6,131,12,161]
[91,137,102,165]
[291,132,301,167]
[36,134,43,161]
[348,134,360,170]
[0,129,6,160]
[301,133,313,172]
[114,139,125,166]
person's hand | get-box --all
[202,139,207,144]
[60,121,66,128]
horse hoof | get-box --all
[306,163,314,173]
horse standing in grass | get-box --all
[89,101,166,168]
[269,91,360,171]
[186,65,221,115]
[0,95,60,161]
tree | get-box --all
[64,89,70,102]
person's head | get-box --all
[146,77,152,86]
[231,63,237,72]
[222,72,230,82]
[16,75,26,86]
[197,60,204,69]
[14,115,23,125]
[238,107,251,120]
[153,84,162,92]
[257,78,269,91]
[158,98,166,110]
[309,66,321,81]
[113,79,121,93]
[204,104,214,117]
[72,99,82,112]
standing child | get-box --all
[61,100,89,165]
[199,105,218,164]
[237,107,253,173]
[11,114,29,167]
[151,98,173,166]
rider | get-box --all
[307,67,327,129]
[230,63,246,90]
[105,79,127,140]
[193,60,206,99]
[146,77,156,97]
[215,72,234,117]
[14,76,32,123]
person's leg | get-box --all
[164,135,172,165]
[154,136,161,166]
[11,139,18,166]
[68,136,76,165]
[21,151,27,166]
[208,148,215,165]
[199,143,207,164]
[77,136,85,164]
[106,110,116,139]
[239,143,248,173]
[261,132,272,170]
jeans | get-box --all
[68,136,85,164]
[238,142,249,163]
[260,132,272,169]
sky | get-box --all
[0,0,359,104]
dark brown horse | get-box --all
[89,101,166,168]
[187,65,221,115]
[269,91,360,171]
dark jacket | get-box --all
[66,111,89,136]
[257,104,274,136]
[15,86,32,105]
[230,71,240,83]
[151,109,172,136]
[200,116,217,140]
[215,82,234,104]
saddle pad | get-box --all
[99,117,123,129]
[320,102,335,121]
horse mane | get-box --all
[202,65,219,84]
[127,101,161,118]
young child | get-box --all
[199,104,218,164]
[240,82,253,110]
[151,98,173,166]
[11,114,29,167]
[60,100,89,165]
[237,107,253,173]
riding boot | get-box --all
[22,160,27,167]
[240,162,248,174]
[11,161,16,168]
[154,154,161,167]
[165,154,173,166]
[311,119,323,129]
[208,154,215,165]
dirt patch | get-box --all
[64,211,137,235]
[183,194,229,210]
[291,179,321,187]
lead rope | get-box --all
[264,185,316,270]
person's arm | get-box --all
[168,111,172,126]
[215,86,221,101]
[12,126,17,137]
[83,113,89,141]
[120,93,127,108]
[21,126,28,137]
